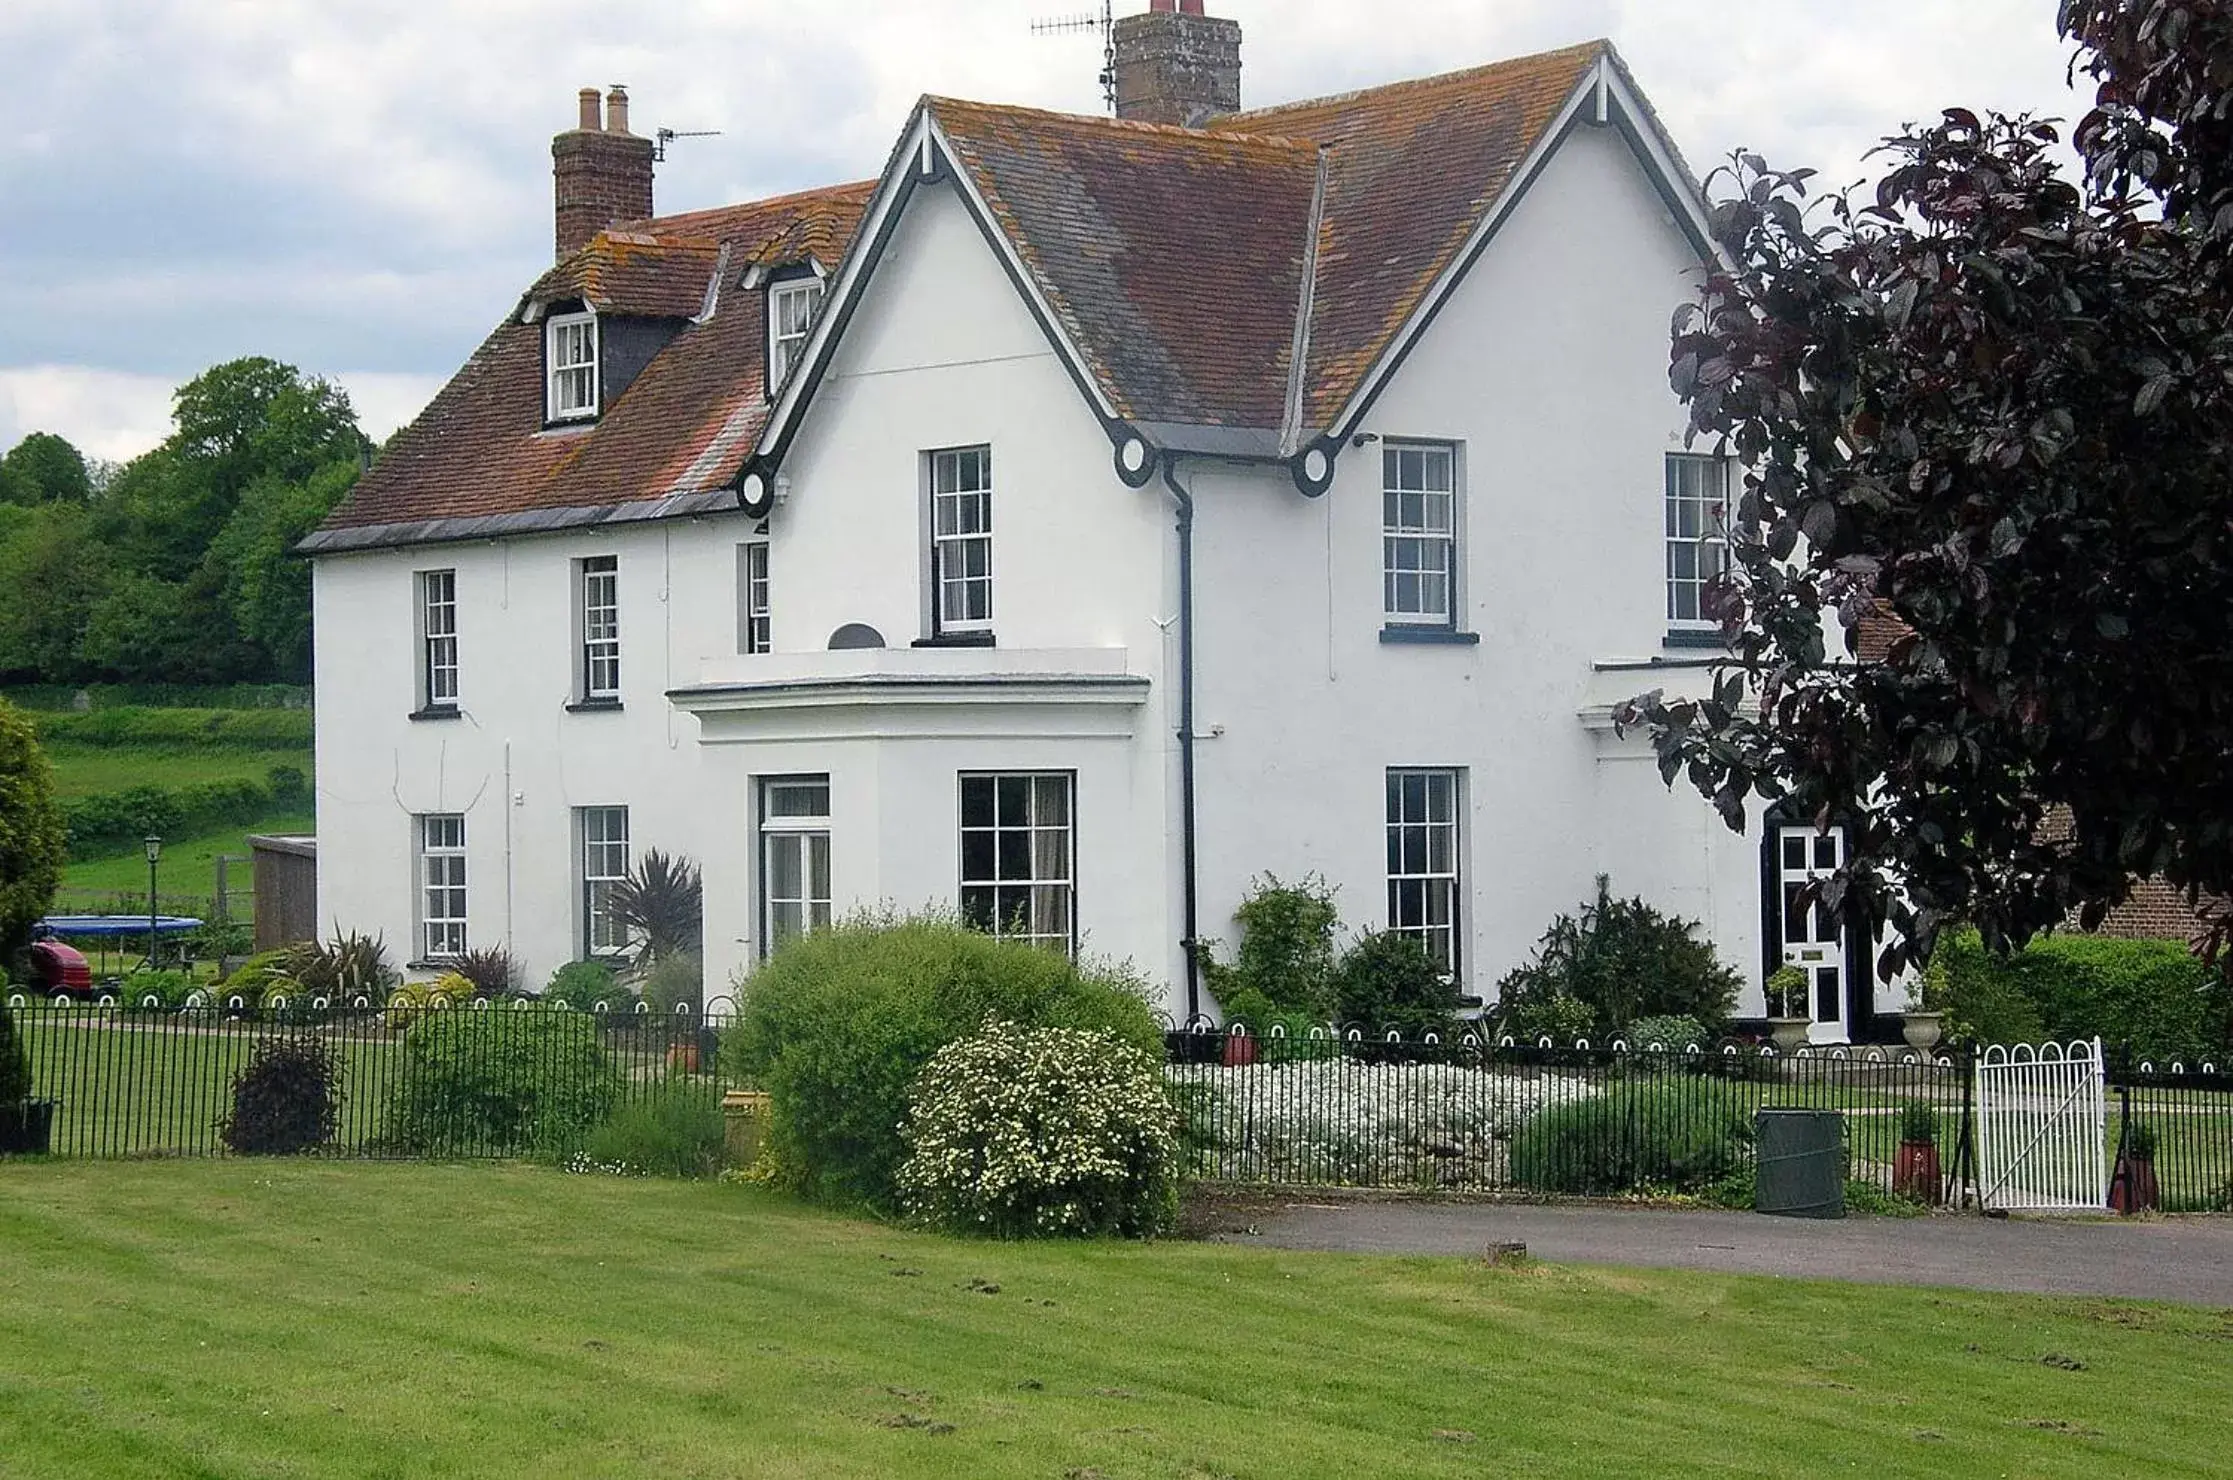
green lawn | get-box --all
[40,743,310,801]
[0,1163,2227,1479]
[59,808,314,904]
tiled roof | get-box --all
[317,39,1630,546]
[318,182,873,538]
[1211,41,1607,430]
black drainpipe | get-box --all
[1160,454,1203,1022]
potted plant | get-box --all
[2110,1121,2160,1214]
[1892,1100,1941,1204]
[1902,957,1948,1050]
[0,1000,56,1156]
[1764,966,1811,1051]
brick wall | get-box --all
[1113,4,1242,127]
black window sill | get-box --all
[913,632,997,649]
[566,697,625,713]
[1662,629,1730,651]
[1380,626,1481,646]
[408,705,462,723]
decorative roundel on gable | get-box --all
[1112,430,1156,488]
[738,469,776,519]
[1290,438,1339,499]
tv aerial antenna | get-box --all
[1030,0,1116,113]
[654,126,723,162]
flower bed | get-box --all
[1168,1059,1601,1189]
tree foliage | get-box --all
[0,356,365,686]
[1623,2,2233,973]
[1495,876,1741,1040]
[0,699,65,967]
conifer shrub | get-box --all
[218,1036,341,1155]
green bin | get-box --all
[1754,1108,1845,1219]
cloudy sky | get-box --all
[0,0,2085,463]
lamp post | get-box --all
[144,836,162,971]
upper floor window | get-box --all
[930,446,993,636]
[577,555,620,703]
[769,279,822,391]
[1383,443,1458,627]
[417,813,468,960]
[739,541,771,655]
[547,311,599,422]
[417,569,458,711]
[1665,453,1729,631]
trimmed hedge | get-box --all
[2,684,311,713]
[724,912,1164,1212]
[62,764,308,857]
[1511,1081,1753,1195]
[32,706,312,749]
[1929,929,2231,1062]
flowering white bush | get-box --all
[897,1019,1181,1238]
[1168,1060,1601,1188]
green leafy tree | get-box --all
[1495,877,1740,1040]
[0,699,66,966]
[0,505,105,683]
[1623,3,2233,972]
[0,432,92,505]
[208,461,359,678]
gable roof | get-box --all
[312,38,1708,552]
[307,182,873,549]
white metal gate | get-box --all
[1973,1039,2108,1212]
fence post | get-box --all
[1954,1042,1978,1210]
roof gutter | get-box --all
[1160,453,1204,1023]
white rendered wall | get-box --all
[1186,121,1774,1014]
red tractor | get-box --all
[24,927,94,1000]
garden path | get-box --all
[1211,1201,2233,1306]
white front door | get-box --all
[1777,825,1848,1044]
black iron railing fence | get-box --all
[2108,1051,2233,1214]
[9,999,714,1160]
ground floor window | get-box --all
[959,772,1074,952]
[579,805,630,956]
[1386,768,1461,975]
[760,776,832,956]
[417,813,467,959]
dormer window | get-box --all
[769,279,822,390]
[546,310,599,422]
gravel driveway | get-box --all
[1209,1200,2233,1306]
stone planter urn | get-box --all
[1766,1017,1811,1053]
[1901,1011,1945,1051]
[721,1090,772,1171]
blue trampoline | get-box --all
[40,914,204,937]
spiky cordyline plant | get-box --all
[610,850,703,966]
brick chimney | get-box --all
[1112,0,1242,127]
[552,85,656,261]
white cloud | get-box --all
[0,0,2096,462]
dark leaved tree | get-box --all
[1623,1,2233,976]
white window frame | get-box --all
[759,776,832,958]
[578,805,631,958]
[1386,768,1462,978]
[1665,452,1731,631]
[577,555,620,702]
[768,279,822,391]
[417,569,458,710]
[417,814,467,961]
[739,541,771,656]
[1382,442,1460,627]
[958,772,1074,954]
[929,446,994,636]
[546,310,599,423]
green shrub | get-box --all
[219,1037,341,1155]
[1929,928,2222,1060]
[383,1012,619,1156]
[639,953,703,1015]
[1213,986,1337,1062]
[451,946,523,999]
[1899,1101,1939,1144]
[725,911,1163,1211]
[265,763,308,803]
[61,777,278,857]
[1496,876,1740,1041]
[0,1004,29,1104]
[276,931,396,1004]
[2124,1121,2160,1161]
[1332,931,1458,1036]
[544,959,628,1013]
[30,706,313,749]
[1510,1081,1752,1195]
[126,969,199,1008]
[897,1019,1179,1238]
[1626,1014,1710,1050]
[0,699,65,964]
[1764,966,1810,1019]
[580,1081,725,1178]
[1502,992,1595,1046]
[1203,874,1339,1019]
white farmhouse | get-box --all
[305,3,1900,1043]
